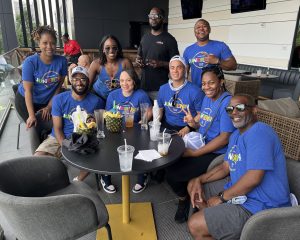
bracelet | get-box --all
[186,125,195,132]
[218,191,227,203]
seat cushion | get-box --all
[47,181,108,227]
[258,97,300,118]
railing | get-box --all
[0,48,22,136]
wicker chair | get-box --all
[257,108,300,160]
[224,74,261,99]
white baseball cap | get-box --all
[169,55,187,68]
[71,66,89,78]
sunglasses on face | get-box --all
[104,47,118,53]
[72,77,88,83]
[225,103,253,114]
[148,14,163,20]
[171,92,179,107]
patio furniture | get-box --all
[0,156,112,240]
[237,64,300,101]
[257,107,300,160]
[224,74,261,99]
[62,124,185,240]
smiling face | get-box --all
[149,8,164,31]
[120,71,135,96]
[103,38,118,61]
[38,33,56,58]
[194,19,210,43]
[227,96,256,132]
[169,60,185,82]
[201,71,223,100]
[71,73,89,96]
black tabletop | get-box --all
[61,125,185,175]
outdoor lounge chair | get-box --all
[0,156,112,240]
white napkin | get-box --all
[135,149,162,162]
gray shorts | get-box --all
[203,178,252,240]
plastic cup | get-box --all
[117,145,135,172]
[157,133,171,156]
[94,109,105,138]
[148,121,161,141]
[140,103,149,130]
[124,112,134,128]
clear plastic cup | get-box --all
[124,112,134,128]
[140,103,149,130]
[157,133,171,156]
[256,69,262,77]
[148,121,161,141]
[117,145,135,172]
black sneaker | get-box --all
[100,175,116,194]
[174,198,190,223]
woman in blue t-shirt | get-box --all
[166,65,236,223]
[89,35,133,100]
[15,25,68,128]
[105,69,152,194]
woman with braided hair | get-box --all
[15,25,67,128]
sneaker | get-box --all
[100,176,116,194]
[132,174,148,193]
[174,197,190,223]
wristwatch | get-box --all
[218,191,227,203]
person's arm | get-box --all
[122,57,134,70]
[183,132,231,157]
[52,116,65,145]
[88,60,100,89]
[158,108,164,122]
[188,161,230,208]
[219,56,237,70]
[23,81,36,129]
[207,169,264,207]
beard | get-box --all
[232,114,253,129]
[72,84,89,96]
[151,22,163,31]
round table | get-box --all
[62,124,185,239]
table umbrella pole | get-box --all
[122,175,130,224]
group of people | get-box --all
[14,6,292,240]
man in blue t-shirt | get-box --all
[187,94,291,240]
[34,66,105,181]
[183,19,237,86]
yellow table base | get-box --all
[97,202,157,240]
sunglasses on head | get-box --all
[171,92,179,107]
[225,103,254,114]
[104,46,118,53]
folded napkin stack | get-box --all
[135,149,162,162]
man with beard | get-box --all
[187,94,291,240]
[184,19,237,87]
[136,7,179,100]
[35,66,104,180]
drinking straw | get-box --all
[168,138,173,148]
[163,128,166,145]
[124,138,127,151]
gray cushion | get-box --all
[258,97,300,118]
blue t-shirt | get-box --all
[183,40,233,86]
[106,89,152,122]
[18,53,68,104]
[225,122,291,214]
[92,60,123,99]
[198,92,235,154]
[51,91,105,138]
[158,82,204,127]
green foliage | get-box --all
[15,10,34,47]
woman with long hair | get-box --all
[88,35,133,101]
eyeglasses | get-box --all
[72,77,88,83]
[172,92,179,107]
[148,14,163,20]
[104,46,118,53]
[225,103,254,114]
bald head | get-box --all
[78,55,91,69]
